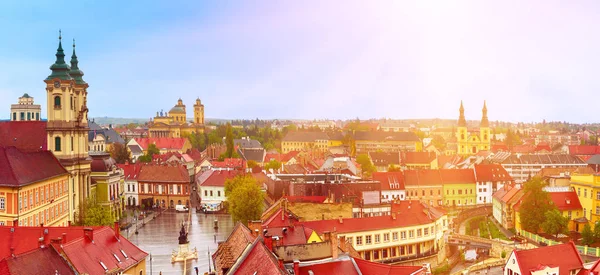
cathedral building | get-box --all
[148,98,205,138]
[10,93,41,121]
[45,32,92,221]
[455,101,491,155]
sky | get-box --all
[1,1,599,123]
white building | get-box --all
[118,163,142,207]
[473,164,513,205]
[372,172,406,202]
[196,170,241,212]
[504,242,583,275]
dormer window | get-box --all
[99,261,108,271]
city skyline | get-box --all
[1,1,600,123]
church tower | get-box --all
[193,98,204,125]
[44,32,91,223]
[457,100,468,155]
[479,101,490,150]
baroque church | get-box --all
[455,101,491,155]
[45,31,92,220]
[148,98,205,138]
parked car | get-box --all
[175,205,189,212]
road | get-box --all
[127,209,235,275]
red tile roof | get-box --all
[0,259,9,275]
[511,145,535,154]
[283,196,328,203]
[133,137,186,150]
[212,223,256,274]
[353,257,425,275]
[569,145,600,156]
[0,146,68,187]
[295,201,443,234]
[0,225,103,260]
[500,186,521,203]
[298,259,359,275]
[549,192,583,211]
[152,151,182,162]
[0,121,47,151]
[512,242,583,275]
[117,162,143,180]
[59,227,148,275]
[2,247,75,275]
[404,169,442,186]
[474,164,512,182]
[403,151,436,164]
[535,144,552,153]
[197,170,242,187]
[227,237,284,275]
[264,225,312,246]
[211,158,245,169]
[138,164,189,183]
[439,169,476,184]
[491,144,509,153]
[372,172,405,190]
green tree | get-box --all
[247,160,258,169]
[594,222,600,241]
[108,142,131,164]
[147,143,160,156]
[77,199,114,226]
[184,132,206,150]
[356,153,376,178]
[225,176,263,224]
[519,177,554,232]
[226,123,234,158]
[431,135,447,151]
[540,209,569,237]
[388,165,401,172]
[265,160,282,172]
[582,224,595,245]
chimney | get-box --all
[339,236,347,252]
[293,260,300,275]
[114,221,120,240]
[84,228,94,242]
[51,237,62,244]
[338,216,343,224]
[323,231,331,242]
[278,257,285,270]
[330,231,339,259]
[247,220,262,237]
[264,236,273,251]
[62,233,67,244]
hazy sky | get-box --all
[1,1,599,123]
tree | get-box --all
[582,224,595,245]
[594,222,600,241]
[519,177,554,232]
[108,142,131,164]
[265,160,282,172]
[225,176,263,224]
[356,153,376,178]
[184,132,206,151]
[225,123,234,158]
[147,143,160,156]
[388,165,401,172]
[247,160,258,169]
[540,209,569,237]
[76,199,114,226]
[431,135,447,151]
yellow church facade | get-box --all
[455,101,491,155]
[148,98,205,138]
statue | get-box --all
[178,223,188,244]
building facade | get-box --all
[138,164,190,208]
[455,101,491,155]
[148,98,205,138]
[570,173,600,228]
[90,153,124,221]
[10,93,41,121]
[440,169,477,207]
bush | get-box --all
[501,250,507,259]
[433,264,450,275]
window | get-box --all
[585,189,588,198]
[383,233,390,242]
[27,112,31,120]
[210,190,213,196]
[417,229,422,237]
[365,235,372,244]
[382,249,388,258]
[0,198,4,210]
[596,207,600,216]
[20,112,24,120]
[409,230,414,238]
[12,113,16,121]
[568,211,572,219]
[128,185,131,192]
[424,228,429,236]
[373,250,379,260]
[36,113,39,120]
[204,190,207,196]
[408,245,413,254]
[401,231,406,239]
[392,232,398,241]
[54,96,61,108]
[578,188,581,196]
[217,191,221,197]
[55,137,61,151]
[356,236,363,245]
[29,194,32,207]
[584,208,587,218]
[71,136,74,151]
[400,246,405,255]
[18,197,21,211]
[374,234,380,243]
[597,191,600,200]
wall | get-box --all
[274,241,332,262]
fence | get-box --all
[518,229,600,257]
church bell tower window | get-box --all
[55,137,62,152]
[54,96,61,108]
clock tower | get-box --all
[44,31,91,223]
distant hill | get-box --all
[90,117,233,126]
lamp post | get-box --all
[134,209,139,235]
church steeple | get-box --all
[69,39,86,85]
[458,100,467,127]
[481,100,489,127]
[46,30,73,81]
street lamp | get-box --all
[134,209,139,235]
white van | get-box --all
[175,205,189,212]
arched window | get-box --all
[54,96,61,108]
[54,137,62,152]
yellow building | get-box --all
[148,98,205,138]
[281,131,333,153]
[353,131,422,154]
[90,152,125,221]
[0,147,70,227]
[45,34,92,222]
[570,173,600,228]
[515,191,584,232]
[455,101,491,155]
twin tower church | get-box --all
[455,101,491,155]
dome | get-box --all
[169,106,185,114]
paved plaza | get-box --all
[127,209,235,275]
